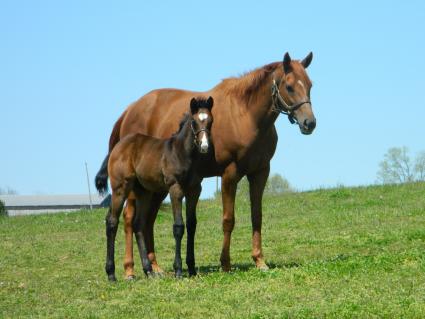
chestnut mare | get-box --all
[96,52,316,277]
[105,97,214,281]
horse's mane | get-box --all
[220,62,281,104]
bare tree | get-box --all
[232,173,292,200]
[265,174,292,195]
[377,146,415,184]
[414,151,425,181]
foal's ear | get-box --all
[206,96,214,111]
[283,52,292,74]
[301,52,313,69]
[190,97,199,114]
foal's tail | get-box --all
[95,110,127,195]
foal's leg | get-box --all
[105,190,126,282]
[145,192,167,274]
[169,184,185,278]
[220,163,240,272]
[185,184,202,277]
[123,195,136,279]
[247,165,270,271]
[133,192,153,276]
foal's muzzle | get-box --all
[199,131,209,153]
[192,123,210,153]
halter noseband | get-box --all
[190,121,209,147]
[271,79,311,125]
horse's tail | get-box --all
[95,154,110,195]
[95,110,127,195]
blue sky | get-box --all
[1,1,424,197]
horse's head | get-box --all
[190,96,214,153]
[273,52,316,135]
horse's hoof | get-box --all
[152,264,164,272]
[257,263,269,272]
[175,271,183,279]
[108,274,117,282]
[148,271,161,279]
[125,275,136,281]
[152,267,165,277]
[221,264,231,272]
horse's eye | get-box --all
[286,85,294,93]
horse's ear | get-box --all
[283,52,292,74]
[190,98,198,114]
[301,52,313,69]
[206,96,214,110]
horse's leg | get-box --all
[123,195,136,279]
[145,192,167,274]
[105,190,125,282]
[133,192,153,276]
[247,165,270,271]
[185,184,202,277]
[220,163,240,272]
[169,184,185,278]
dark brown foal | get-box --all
[105,97,214,281]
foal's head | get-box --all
[189,96,214,154]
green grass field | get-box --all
[1,183,425,318]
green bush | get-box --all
[0,199,7,216]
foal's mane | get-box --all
[172,113,191,138]
[220,62,281,104]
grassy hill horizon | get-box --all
[1,182,424,318]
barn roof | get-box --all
[0,194,106,207]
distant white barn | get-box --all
[0,194,110,216]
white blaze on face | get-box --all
[297,80,305,88]
[200,131,209,153]
[198,113,209,121]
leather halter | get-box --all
[271,79,311,125]
[190,121,209,147]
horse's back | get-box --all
[120,88,202,140]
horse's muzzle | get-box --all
[300,118,316,135]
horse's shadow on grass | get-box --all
[196,254,351,275]
[197,261,302,275]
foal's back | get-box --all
[108,133,168,193]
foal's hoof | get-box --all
[175,270,183,279]
[188,268,197,277]
[108,274,117,282]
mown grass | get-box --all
[1,182,425,318]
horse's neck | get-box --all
[230,68,282,131]
[246,77,279,129]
